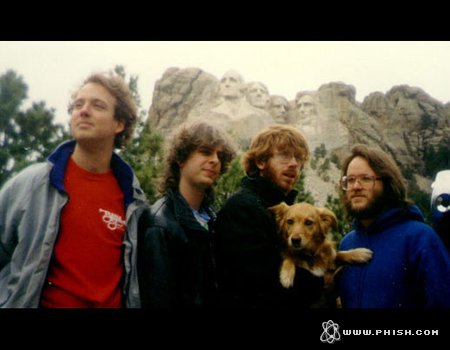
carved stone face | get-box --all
[296,94,316,119]
[269,96,289,123]
[218,70,244,99]
[246,82,270,108]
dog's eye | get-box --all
[286,219,294,225]
[304,219,314,226]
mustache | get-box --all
[344,193,386,220]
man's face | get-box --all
[257,147,303,194]
[246,83,270,108]
[343,156,385,219]
[70,82,124,146]
[219,71,244,99]
[179,146,223,192]
[296,95,316,119]
[270,96,289,123]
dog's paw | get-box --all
[350,248,373,263]
[280,269,295,288]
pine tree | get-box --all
[0,70,68,187]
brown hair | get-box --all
[68,72,138,148]
[159,122,236,196]
[242,124,310,177]
[341,144,411,209]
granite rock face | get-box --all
[147,67,450,203]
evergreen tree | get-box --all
[0,70,68,187]
[294,172,315,205]
[325,194,351,244]
[214,156,245,210]
[114,65,164,203]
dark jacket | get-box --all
[137,189,217,309]
[338,205,450,308]
[214,176,324,309]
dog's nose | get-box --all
[291,237,302,248]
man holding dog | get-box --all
[214,124,324,308]
[338,144,450,308]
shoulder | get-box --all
[1,162,50,193]
[150,196,174,225]
[221,187,262,210]
[145,196,187,241]
[403,219,444,245]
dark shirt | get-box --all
[214,176,324,309]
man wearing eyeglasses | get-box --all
[337,144,450,308]
[214,125,325,308]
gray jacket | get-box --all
[0,140,148,308]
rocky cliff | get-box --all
[147,67,450,205]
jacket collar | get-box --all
[167,188,215,232]
[353,205,425,235]
[241,176,298,207]
[47,140,145,208]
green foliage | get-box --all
[324,193,351,244]
[294,172,315,205]
[407,178,432,223]
[401,165,415,181]
[423,141,450,178]
[319,158,331,178]
[420,114,437,130]
[121,122,164,204]
[0,70,69,187]
[114,65,142,111]
[313,143,327,158]
[214,156,245,210]
[310,157,317,170]
[114,65,164,204]
[400,164,433,223]
[311,143,333,181]
[330,152,340,168]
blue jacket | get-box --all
[0,140,148,308]
[338,205,450,309]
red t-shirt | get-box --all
[40,157,126,308]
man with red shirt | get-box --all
[0,72,147,308]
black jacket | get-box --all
[137,189,217,309]
[214,176,324,309]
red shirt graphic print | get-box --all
[40,157,126,308]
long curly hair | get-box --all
[159,122,236,201]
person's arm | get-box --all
[214,197,280,308]
[0,177,22,269]
[138,222,182,309]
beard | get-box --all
[344,191,386,221]
[261,163,299,194]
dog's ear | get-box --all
[318,207,338,233]
[268,202,289,225]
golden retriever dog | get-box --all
[269,202,373,289]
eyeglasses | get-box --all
[341,175,382,191]
[273,151,304,164]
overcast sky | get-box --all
[1,41,450,126]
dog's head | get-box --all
[268,202,337,252]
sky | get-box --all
[1,41,450,126]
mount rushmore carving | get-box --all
[147,67,450,194]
